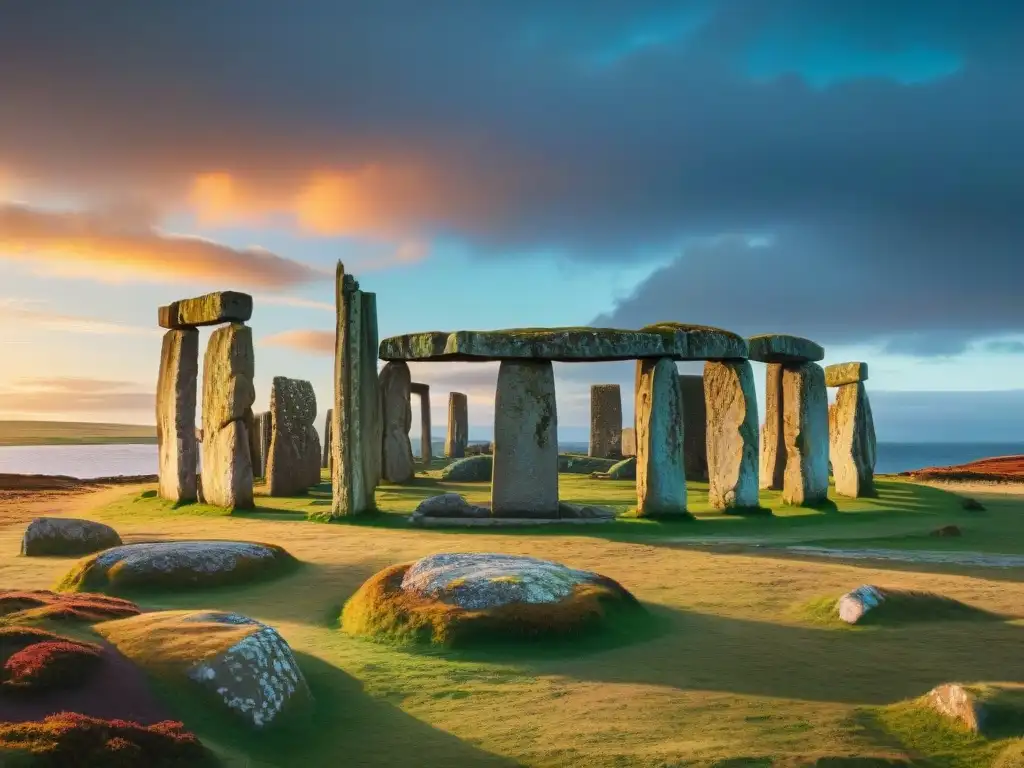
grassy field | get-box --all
[2,469,1023,766]
[0,420,156,446]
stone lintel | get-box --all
[159,291,253,329]
[825,362,869,387]
[747,334,825,364]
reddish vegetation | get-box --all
[901,454,1024,482]
[0,712,211,767]
[0,590,140,623]
[4,640,103,692]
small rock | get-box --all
[413,493,489,518]
[931,525,962,537]
[21,518,122,557]
[961,497,986,512]
[925,683,987,733]
[836,584,886,624]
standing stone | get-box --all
[360,293,382,491]
[446,392,469,458]
[782,363,829,506]
[411,383,432,465]
[156,328,199,503]
[267,377,320,496]
[201,323,255,510]
[678,374,708,483]
[246,409,261,479]
[830,382,877,497]
[589,385,623,459]
[491,360,559,517]
[705,361,759,511]
[621,427,636,457]
[322,409,333,469]
[635,358,687,516]
[379,362,415,483]
[759,364,786,490]
[258,411,271,478]
[329,263,374,517]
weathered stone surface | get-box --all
[836,584,885,624]
[446,392,469,458]
[782,362,830,506]
[830,382,877,498]
[491,360,559,517]
[589,384,622,458]
[705,360,760,510]
[258,411,271,478]
[635,357,687,516]
[158,291,253,330]
[747,334,824,363]
[99,610,311,729]
[759,363,786,491]
[322,409,332,469]
[621,427,636,457]
[379,323,747,362]
[329,264,375,517]
[440,454,492,481]
[410,382,432,464]
[360,292,382,491]
[379,361,415,483]
[825,362,869,387]
[21,517,122,557]
[201,323,255,510]
[58,541,295,594]
[641,322,749,360]
[266,377,320,496]
[156,328,199,503]
[411,493,489,519]
[679,374,708,483]
[925,684,987,732]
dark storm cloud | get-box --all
[2,2,1023,350]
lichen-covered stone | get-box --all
[266,377,320,496]
[445,392,469,458]
[158,291,253,329]
[411,493,489,520]
[201,323,255,510]
[410,381,432,464]
[641,322,749,360]
[635,357,687,516]
[759,363,786,491]
[492,360,559,517]
[322,409,333,470]
[705,360,760,510]
[621,427,636,457]
[157,328,199,503]
[379,361,415,483]
[747,334,824,363]
[679,374,708,483]
[589,384,622,458]
[21,517,122,557]
[825,362,869,387]
[782,362,829,506]
[925,684,987,732]
[836,584,885,624]
[58,541,295,594]
[98,610,311,729]
[830,382,877,498]
[360,292,382,490]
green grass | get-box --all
[800,590,1002,629]
[0,420,156,446]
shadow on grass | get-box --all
[148,651,521,767]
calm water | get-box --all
[3,441,1024,480]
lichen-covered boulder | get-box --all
[57,541,296,594]
[97,610,311,729]
[440,454,493,481]
[921,683,1024,736]
[835,585,994,625]
[837,585,886,624]
[343,552,640,647]
[20,517,122,557]
[411,493,489,520]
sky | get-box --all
[1,1,1023,443]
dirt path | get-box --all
[0,478,152,529]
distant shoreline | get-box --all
[0,420,156,448]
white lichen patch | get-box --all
[837,584,885,624]
[401,553,602,610]
[94,541,279,577]
[184,610,311,729]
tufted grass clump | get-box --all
[341,562,644,648]
[0,712,214,767]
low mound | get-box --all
[0,590,140,625]
[20,517,122,557]
[557,455,618,474]
[901,454,1024,482]
[606,456,636,480]
[342,552,641,648]
[97,610,311,729]
[921,682,1024,737]
[0,712,212,767]
[809,585,1000,626]
[56,541,297,595]
[0,627,103,695]
[439,455,492,482]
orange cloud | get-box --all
[0,203,328,288]
[261,329,333,355]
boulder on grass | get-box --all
[411,493,489,520]
[342,552,640,647]
[97,610,312,729]
[922,682,1024,736]
[20,517,121,557]
[57,541,296,595]
[440,455,493,482]
[835,585,996,625]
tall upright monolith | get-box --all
[782,363,829,506]
[635,358,687,516]
[589,384,622,459]
[360,293,382,491]
[705,360,759,511]
[827,363,876,498]
[678,374,708,483]
[156,328,199,502]
[446,392,469,458]
[379,362,415,483]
